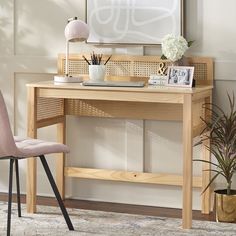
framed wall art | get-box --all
[86,0,184,45]
[166,66,194,88]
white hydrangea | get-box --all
[161,34,188,62]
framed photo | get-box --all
[86,0,184,45]
[166,66,194,88]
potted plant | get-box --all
[195,94,236,222]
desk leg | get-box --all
[201,137,211,213]
[27,159,37,213]
[201,95,212,214]
[56,120,66,199]
[182,94,193,229]
[27,87,37,213]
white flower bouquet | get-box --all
[161,34,193,62]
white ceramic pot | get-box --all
[89,65,106,81]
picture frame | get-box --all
[166,66,194,88]
[86,0,184,45]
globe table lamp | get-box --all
[54,17,89,83]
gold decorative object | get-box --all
[215,190,236,223]
[157,62,167,75]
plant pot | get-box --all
[215,189,236,223]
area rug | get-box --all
[0,202,236,236]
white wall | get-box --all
[0,0,236,210]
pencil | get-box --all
[98,54,102,65]
[82,55,91,65]
[104,55,112,65]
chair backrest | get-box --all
[0,91,18,158]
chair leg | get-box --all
[15,159,21,217]
[39,155,74,231]
[7,159,14,236]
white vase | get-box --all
[89,65,106,81]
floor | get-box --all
[1,201,232,236]
[0,193,215,222]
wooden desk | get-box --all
[26,80,212,229]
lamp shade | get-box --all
[64,19,89,42]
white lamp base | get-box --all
[54,75,83,83]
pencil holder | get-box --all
[89,65,106,81]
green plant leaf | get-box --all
[160,54,167,60]
[203,169,227,179]
[201,172,220,195]
[188,40,194,47]
[193,159,221,169]
[195,93,236,194]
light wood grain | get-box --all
[192,90,212,101]
[65,167,202,188]
[27,81,213,94]
[192,99,205,137]
[201,94,212,214]
[56,119,66,199]
[26,54,214,229]
[182,94,193,229]
[27,87,37,213]
[38,88,185,104]
[201,135,211,214]
[27,87,37,138]
[36,115,65,128]
[193,124,205,138]
[65,100,182,121]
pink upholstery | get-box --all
[14,136,69,158]
[0,92,19,158]
[0,91,69,159]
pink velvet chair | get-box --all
[0,91,74,235]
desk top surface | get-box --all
[27,81,213,94]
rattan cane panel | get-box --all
[63,59,89,75]
[64,60,208,81]
[63,59,132,77]
[65,99,108,117]
[133,61,160,76]
[59,55,213,85]
[37,97,64,120]
[65,99,183,120]
[193,100,205,127]
[192,63,207,81]
[106,61,132,76]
